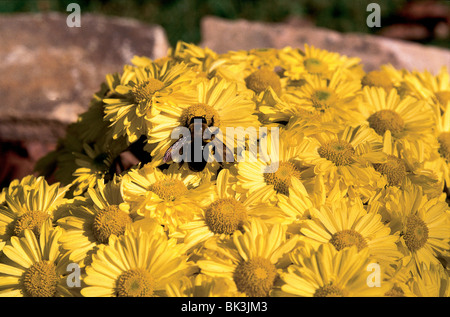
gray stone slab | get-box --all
[0,12,169,142]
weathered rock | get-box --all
[200,16,450,74]
[0,12,169,186]
[0,12,170,143]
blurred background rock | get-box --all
[0,0,449,187]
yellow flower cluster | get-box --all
[1,42,449,297]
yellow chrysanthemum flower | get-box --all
[57,176,142,266]
[360,86,436,163]
[409,263,450,297]
[0,176,69,247]
[372,130,443,199]
[121,163,213,234]
[297,124,386,201]
[298,198,402,264]
[424,103,450,186]
[403,66,450,113]
[212,48,287,96]
[170,41,220,78]
[147,76,260,167]
[380,184,450,272]
[278,243,390,297]
[0,221,78,297]
[382,256,417,297]
[267,70,363,126]
[197,219,299,297]
[175,169,286,252]
[69,142,127,196]
[279,44,362,81]
[103,60,199,143]
[166,274,242,297]
[81,226,192,297]
[235,128,314,205]
[361,64,407,93]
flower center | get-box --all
[92,205,132,244]
[385,286,405,297]
[329,229,368,252]
[318,140,356,166]
[13,210,50,238]
[438,131,450,161]
[361,71,394,91]
[373,155,407,186]
[263,161,301,196]
[314,284,346,297]
[149,179,188,201]
[245,68,282,95]
[204,198,247,235]
[233,257,277,297]
[435,90,450,106]
[310,88,338,112]
[116,268,155,297]
[403,215,429,252]
[368,110,404,136]
[303,58,328,75]
[131,78,165,103]
[23,261,59,297]
[180,103,221,127]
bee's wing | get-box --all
[164,136,189,163]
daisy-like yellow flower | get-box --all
[175,169,286,252]
[212,47,286,96]
[170,41,220,78]
[57,176,139,266]
[0,221,78,297]
[121,163,213,234]
[403,66,450,113]
[70,141,128,196]
[279,44,362,81]
[298,124,386,201]
[235,128,314,205]
[424,103,450,186]
[103,60,199,143]
[361,64,407,93]
[81,225,192,297]
[409,263,450,297]
[276,70,364,126]
[372,129,443,199]
[166,273,242,297]
[298,197,402,264]
[279,243,390,297]
[197,219,299,297]
[147,76,260,166]
[380,184,450,272]
[277,174,347,230]
[382,256,417,297]
[0,176,69,247]
[360,86,436,162]
[257,86,345,132]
